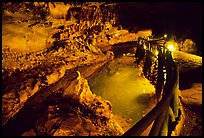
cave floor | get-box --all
[179,83,202,136]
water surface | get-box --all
[88,56,156,126]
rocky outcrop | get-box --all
[48,2,71,20]
[3,65,124,136]
[2,51,113,127]
[57,71,124,136]
[177,39,198,55]
[172,51,202,73]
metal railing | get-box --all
[123,36,180,136]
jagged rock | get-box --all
[2,50,113,134]
[22,68,124,136]
[46,66,67,85]
[178,39,198,54]
[60,71,124,136]
[48,2,71,20]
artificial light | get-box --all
[167,44,175,51]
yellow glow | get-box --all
[164,34,167,38]
[144,45,147,49]
[167,44,175,51]
[155,50,159,56]
[166,40,178,51]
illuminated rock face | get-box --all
[56,71,124,136]
[178,39,197,54]
[63,71,113,122]
[48,2,71,19]
[1,51,113,129]
[2,2,117,54]
[1,2,166,136]
[19,69,123,136]
[172,51,202,73]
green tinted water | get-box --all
[88,56,156,126]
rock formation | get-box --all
[2,2,150,136]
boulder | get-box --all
[48,2,71,20]
[178,39,198,54]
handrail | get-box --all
[123,65,178,136]
[123,36,179,136]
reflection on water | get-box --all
[88,56,156,126]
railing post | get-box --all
[171,65,179,118]
[149,111,166,136]
[126,37,181,136]
[159,108,169,136]
[159,66,178,136]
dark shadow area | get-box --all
[2,104,38,136]
[116,2,202,56]
[183,103,202,117]
[179,66,202,90]
[180,105,202,136]
[2,93,74,136]
[2,68,79,136]
[134,93,152,105]
[110,41,137,57]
